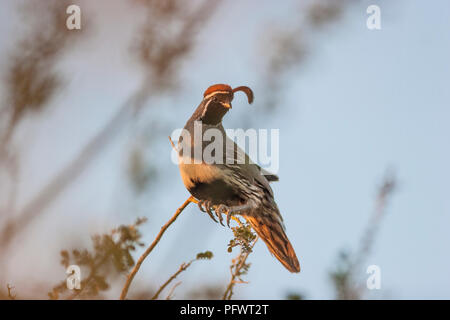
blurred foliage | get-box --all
[127,147,156,194]
[48,218,147,300]
[1,284,17,300]
[133,0,222,90]
[329,172,396,300]
[308,1,346,27]
[286,292,306,300]
[329,250,357,300]
[0,0,220,257]
[186,284,225,300]
[0,0,83,251]
[2,0,79,138]
[259,0,354,111]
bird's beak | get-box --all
[222,102,232,109]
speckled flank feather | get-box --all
[245,214,300,273]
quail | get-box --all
[177,84,300,273]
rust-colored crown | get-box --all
[203,84,254,104]
[203,84,233,97]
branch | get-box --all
[6,284,16,300]
[168,136,177,151]
[152,261,193,300]
[165,281,182,300]
[151,250,213,300]
[119,196,195,300]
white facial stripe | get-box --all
[201,97,213,118]
[204,91,230,100]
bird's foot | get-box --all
[197,200,218,223]
[198,200,255,227]
[215,204,231,227]
[215,203,256,228]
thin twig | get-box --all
[151,249,213,300]
[6,284,16,300]
[168,136,177,151]
[119,196,195,300]
[332,170,396,300]
[151,261,193,300]
[165,281,182,300]
[349,172,396,297]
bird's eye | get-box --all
[212,96,218,102]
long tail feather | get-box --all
[245,214,300,273]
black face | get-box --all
[198,92,233,125]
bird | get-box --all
[176,84,300,273]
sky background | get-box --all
[0,0,449,299]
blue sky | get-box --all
[0,0,449,299]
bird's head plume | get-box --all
[197,84,254,125]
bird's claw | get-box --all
[198,201,236,228]
[198,200,218,223]
[216,204,233,228]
